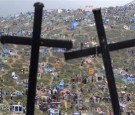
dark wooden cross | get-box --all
[64,9,135,115]
[0,2,72,115]
[0,88,2,103]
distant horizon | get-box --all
[0,0,133,17]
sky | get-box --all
[0,0,133,17]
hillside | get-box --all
[0,2,135,115]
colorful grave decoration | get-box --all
[53,62,61,68]
[44,48,48,54]
[0,54,7,60]
[70,21,79,31]
[122,74,135,84]
[49,108,60,115]
[2,59,7,63]
[56,79,64,91]
[96,74,104,83]
[44,67,53,73]
[22,65,29,74]
[52,48,66,53]
[89,68,94,75]
[37,73,42,80]
[10,105,24,114]
[2,48,9,54]
[76,97,83,110]
[91,41,98,47]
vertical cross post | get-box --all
[0,88,2,103]
[93,9,121,115]
[26,2,44,115]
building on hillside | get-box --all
[83,6,93,12]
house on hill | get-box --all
[83,6,93,12]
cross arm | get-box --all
[0,35,73,50]
[64,38,135,60]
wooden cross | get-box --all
[64,9,133,115]
[0,88,2,103]
[0,2,72,115]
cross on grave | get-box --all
[64,9,128,115]
[0,2,72,115]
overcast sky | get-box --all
[0,0,133,17]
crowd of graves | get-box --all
[0,1,135,115]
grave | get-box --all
[70,82,76,89]
[49,108,60,115]
[60,89,70,95]
[0,54,7,60]
[53,62,61,68]
[22,65,29,74]
[11,91,24,97]
[10,105,24,114]
[37,73,42,80]
[76,97,83,110]
[56,79,65,91]
[44,66,53,73]
[0,67,5,72]
[95,74,104,83]
[74,112,81,115]
[122,74,135,84]
[0,103,9,111]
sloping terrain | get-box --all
[0,2,135,114]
